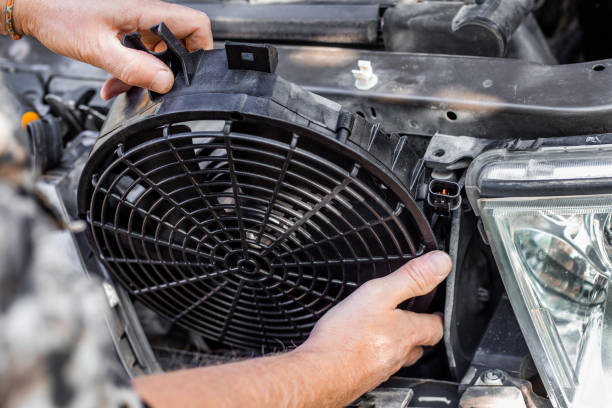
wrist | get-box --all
[297,337,400,390]
[10,0,35,37]
[0,1,5,35]
[293,343,381,398]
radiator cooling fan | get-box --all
[78,31,436,351]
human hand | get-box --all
[297,251,452,393]
[132,252,451,408]
[12,0,213,99]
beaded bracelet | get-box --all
[5,0,21,40]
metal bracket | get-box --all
[122,22,204,87]
[461,369,552,408]
[353,388,414,407]
[424,134,493,169]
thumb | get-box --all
[367,251,452,307]
[99,38,175,96]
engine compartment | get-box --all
[3,1,612,406]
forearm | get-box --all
[132,251,453,408]
[133,348,375,408]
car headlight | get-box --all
[465,145,612,408]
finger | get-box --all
[134,3,213,51]
[138,34,165,52]
[135,39,168,54]
[100,38,175,94]
[100,77,133,100]
[403,346,424,367]
[361,251,452,307]
[401,311,444,346]
[153,41,167,53]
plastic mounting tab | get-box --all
[122,22,204,87]
[225,42,278,73]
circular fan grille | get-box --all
[86,120,429,350]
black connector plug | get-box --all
[427,179,462,212]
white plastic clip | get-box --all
[352,60,378,90]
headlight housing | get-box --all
[466,145,612,408]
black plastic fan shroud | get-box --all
[78,46,436,351]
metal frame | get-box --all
[5,36,612,142]
[271,46,612,139]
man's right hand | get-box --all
[296,250,452,394]
[134,251,452,408]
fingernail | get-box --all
[425,251,452,278]
[100,88,110,101]
[151,70,174,93]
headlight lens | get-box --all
[466,146,612,408]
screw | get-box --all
[482,369,504,385]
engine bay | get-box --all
[3,1,612,406]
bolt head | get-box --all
[481,369,505,385]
